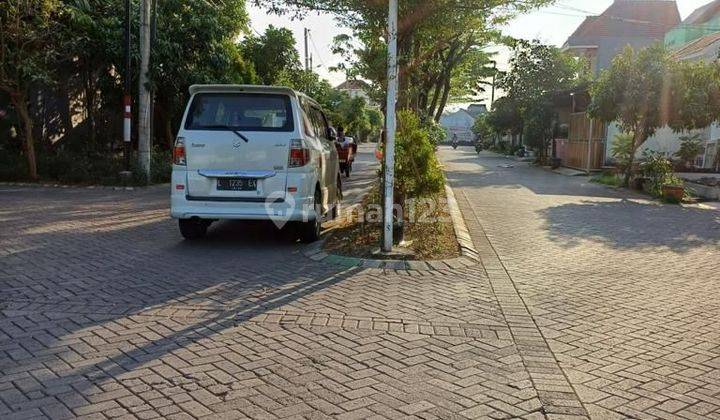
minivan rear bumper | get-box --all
[171,194,316,221]
[170,170,317,221]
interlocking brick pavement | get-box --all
[0,157,543,419]
[442,148,720,420]
[3,147,718,419]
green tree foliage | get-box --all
[472,114,493,142]
[497,40,586,158]
[666,60,720,132]
[1,0,256,181]
[609,132,635,176]
[151,0,256,145]
[486,96,523,135]
[0,0,65,179]
[241,25,300,85]
[674,134,704,168]
[258,0,553,120]
[589,45,670,184]
[590,44,720,184]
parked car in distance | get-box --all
[171,85,342,242]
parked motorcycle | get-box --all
[452,141,459,150]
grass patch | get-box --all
[324,183,459,260]
[591,172,623,187]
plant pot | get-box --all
[662,185,684,202]
[630,177,645,191]
[550,158,561,170]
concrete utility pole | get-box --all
[122,0,131,173]
[304,28,310,71]
[138,0,152,180]
[383,0,398,252]
[490,60,497,107]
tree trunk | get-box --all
[13,94,39,180]
[426,78,442,119]
[433,75,451,122]
[84,68,97,149]
[165,117,174,148]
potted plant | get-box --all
[661,183,685,203]
[550,157,562,169]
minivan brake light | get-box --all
[288,139,310,168]
[173,137,186,166]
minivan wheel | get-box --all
[179,218,208,240]
[300,190,322,243]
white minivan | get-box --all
[171,85,341,242]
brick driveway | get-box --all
[1,147,718,419]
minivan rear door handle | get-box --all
[198,170,276,179]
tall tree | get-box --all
[150,0,256,146]
[0,0,64,179]
[241,25,302,85]
[499,40,586,158]
[589,45,671,185]
[589,45,720,184]
[257,0,553,119]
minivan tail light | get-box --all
[288,139,310,168]
[173,137,186,166]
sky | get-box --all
[248,0,712,101]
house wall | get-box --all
[440,112,475,143]
[605,123,719,169]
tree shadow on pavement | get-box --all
[538,199,720,253]
[0,186,366,416]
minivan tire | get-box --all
[300,189,322,243]
[179,218,208,240]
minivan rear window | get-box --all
[185,93,294,132]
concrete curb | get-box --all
[0,181,169,191]
[302,182,481,272]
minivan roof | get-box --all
[188,84,321,108]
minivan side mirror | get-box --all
[327,126,338,141]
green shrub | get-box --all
[0,151,27,182]
[421,119,446,147]
[640,151,682,197]
[130,147,172,185]
[610,132,634,172]
[395,110,445,202]
[674,134,703,168]
[1,147,171,186]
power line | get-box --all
[308,31,327,68]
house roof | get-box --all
[336,79,370,91]
[672,31,720,60]
[465,103,487,118]
[565,0,681,45]
[683,0,720,25]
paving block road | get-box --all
[1,146,719,419]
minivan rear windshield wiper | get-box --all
[201,125,250,142]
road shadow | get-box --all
[0,185,367,416]
[538,199,720,253]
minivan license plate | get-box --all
[217,178,257,191]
